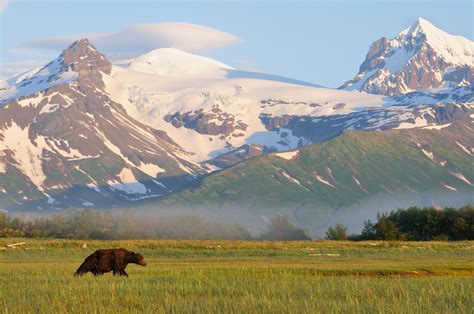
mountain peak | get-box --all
[398,18,473,66]
[0,38,113,101]
[340,18,474,95]
[414,17,434,30]
[62,38,110,69]
[67,38,93,49]
[59,38,112,86]
[125,47,234,78]
[400,17,444,39]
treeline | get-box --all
[0,209,311,241]
[0,209,252,240]
[1,205,472,241]
[326,205,473,241]
[0,210,309,241]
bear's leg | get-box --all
[112,264,120,276]
[90,267,96,275]
[113,265,122,276]
[113,255,122,276]
[120,270,128,277]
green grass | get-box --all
[1,239,473,313]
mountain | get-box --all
[340,18,474,95]
[153,121,474,229]
[0,28,472,211]
[0,39,203,209]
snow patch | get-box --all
[455,141,472,155]
[136,162,165,178]
[152,180,169,191]
[353,176,368,193]
[314,173,336,188]
[280,169,310,191]
[0,122,48,192]
[421,149,434,161]
[450,172,473,186]
[442,183,457,191]
[108,168,147,194]
[38,103,60,115]
[17,93,45,108]
[423,123,451,130]
[274,150,299,160]
[395,117,428,129]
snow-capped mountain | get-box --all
[103,62,388,163]
[104,45,472,165]
[340,18,474,95]
[122,48,235,79]
[0,39,203,209]
[0,31,472,210]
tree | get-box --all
[375,214,399,240]
[259,214,311,241]
[358,219,376,240]
[325,224,347,240]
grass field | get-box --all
[1,239,473,313]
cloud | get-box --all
[0,0,7,13]
[25,22,241,54]
[233,59,264,72]
[0,48,57,78]
[5,47,54,58]
[0,60,45,78]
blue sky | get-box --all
[1,0,472,87]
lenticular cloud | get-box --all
[25,22,241,54]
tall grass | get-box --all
[1,239,473,313]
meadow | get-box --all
[1,239,473,313]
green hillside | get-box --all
[156,122,473,218]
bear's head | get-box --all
[132,252,147,266]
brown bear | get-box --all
[74,248,146,277]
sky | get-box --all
[0,0,472,87]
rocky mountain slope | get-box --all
[0,40,203,209]
[340,18,473,95]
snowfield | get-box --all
[103,54,389,162]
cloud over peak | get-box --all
[25,22,241,54]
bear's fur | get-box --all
[74,248,146,277]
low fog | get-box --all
[8,189,473,239]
